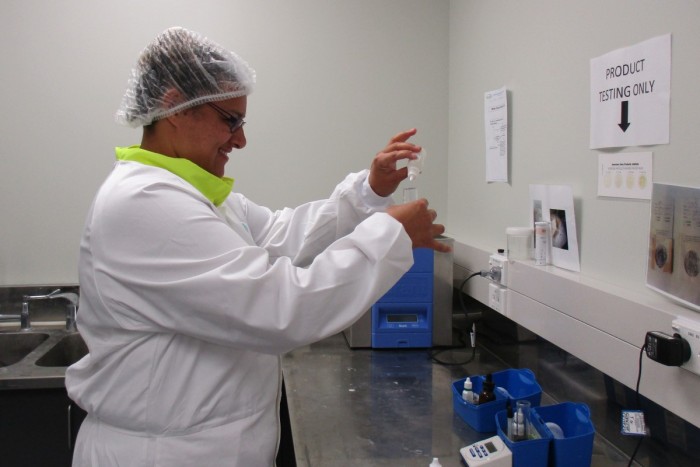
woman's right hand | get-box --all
[386,200,451,252]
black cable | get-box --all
[430,272,482,366]
[458,272,482,315]
[635,344,645,406]
[627,343,647,467]
[430,344,476,366]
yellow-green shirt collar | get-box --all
[115,146,234,206]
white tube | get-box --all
[535,221,550,266]
[407,149,427,181]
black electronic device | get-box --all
[645,331,691,366]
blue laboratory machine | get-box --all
[371,248,434,348]
[343,237,454,349]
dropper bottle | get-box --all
[506,400,515,440]
[513,406,525,441]
[407,148,427,181]
[462,377,474,403]
[478,373,496,404]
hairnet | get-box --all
[115,27,256,127]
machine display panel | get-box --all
[386,314,418,323]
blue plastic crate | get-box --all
[452,377,508,432]
[490,368,542,406]
[531,402,595,467]
[452,369,542,433]
[495,409,552,467]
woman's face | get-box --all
[173,96,247,177]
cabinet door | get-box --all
[0,388,85,467]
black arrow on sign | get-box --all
[618,100,630,132]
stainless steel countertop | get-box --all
[282,334,508,467]
[282,333,634,467]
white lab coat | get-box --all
[66,160,413,467]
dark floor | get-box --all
[458,294,700,467]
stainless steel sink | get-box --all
[0,332,50,368]
[1,328,88,389]
[35,333,88,367]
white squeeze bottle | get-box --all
[462,377,474,403]
[407,148,427,181]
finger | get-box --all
[381,167,408,186]
[414,198,429,209]
[378,147,420,165]
[431,223,446,237]
[388,128,417,144]
[389,141,421,154]
[394,166,409,179]
[431,238,452,253]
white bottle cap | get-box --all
[463,377,472,390]
[407,148,426,181]
[429,457,442,467]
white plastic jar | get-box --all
[506,227,533,260]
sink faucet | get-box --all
[49,290,79,332]
[20,289,80,332]
[0,300,34,330]
[0,305,25,328]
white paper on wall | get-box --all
[590,34,671,149]
[597,152,653,200]
[529,184,581,272]
[484,86,508,183]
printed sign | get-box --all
[590,34,671,149]
[484,86,508,183]
[597,152,653,200]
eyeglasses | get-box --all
[207,102,246,133]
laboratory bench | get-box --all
[2,284,698,466]
[282,312,700,467]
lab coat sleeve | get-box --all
[85,167,411,355]
[240,169,393,267]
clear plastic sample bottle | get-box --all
[407,149,427,181]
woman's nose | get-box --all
[230,128,246,149]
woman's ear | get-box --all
[162,87,183,109]
[162,88,185,128]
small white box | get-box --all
[672,317,700,377]
[488,282,507,315]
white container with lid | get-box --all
[506,227,533,260]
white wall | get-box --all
[447,0,700,298]
[447,0,700,427]
[0,0,449,285]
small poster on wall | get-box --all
[597,152,653,200]
[647,183,700,312]
[529,185,581,272]
[590,34,671,149]
[484,86,508,183]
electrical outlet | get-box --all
[489,253,508,286]
[488,282,507,315]
[672,317,700,376]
